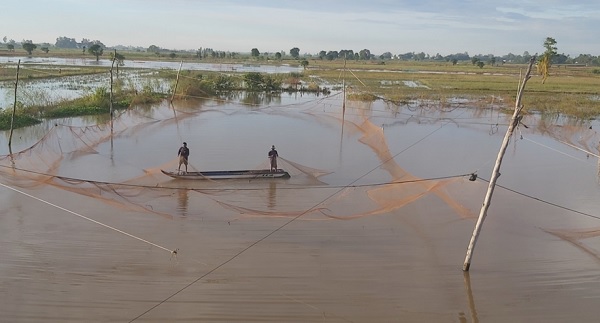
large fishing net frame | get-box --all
[1,94,598,228]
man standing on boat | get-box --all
[268,145,279,172]
[178,142,189,173]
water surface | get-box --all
[1,94,600,322]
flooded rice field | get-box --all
[1,92,600,322]
[0,70,171,110]
[0,56,302,73]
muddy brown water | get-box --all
[1,93,600,322]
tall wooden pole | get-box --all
[463,56,536,271]
[170,61,183,103]
[110,52,116,133]
[342,55,347,115]
[8,60,21,153]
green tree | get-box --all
[7,44,14,51]
[326,51,339,60]
[300,59,309,70]
[339,50,354,60]
[318,50,326,60]
[88,44,104,61]
[477,61,485,69]
[451,58,458,65]
[147,45,160,53]
[380,52,393,60]
[538,37,557,83]
[275,52,282,60]
[251,48,260,58]
[41,47,49,53]
[22,41,37,55]
[290,47,300,58]
[471,57,480,65]
[109,51,125,66]
[359,49,371,60]
[55,36,78,48]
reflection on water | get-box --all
[462,272,479,323]
[177,188,189,217]
[268,182,277,209]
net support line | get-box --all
[0,181,176,255]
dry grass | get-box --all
[306,59,600,118]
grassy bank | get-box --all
[306,59,600,118]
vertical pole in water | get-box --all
[8,59,21,154]
[170,61,183,104]
[110,51,116,134]
[342,55,347,115]
[463,57,536,271]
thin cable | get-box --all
[556,138,600,158]
[0,181,176,254]
[522,137,589,163]
[478,177,600,221]
[0,163,469,192]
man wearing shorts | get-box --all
[178,142,189,173]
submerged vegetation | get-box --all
[1,51,599,130]
[165,70,330,100]
[0,70,166,130]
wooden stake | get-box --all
[8,59,20,154]
[170,61,183,103]
[462,56,536,271]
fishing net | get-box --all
[4,92,596,226]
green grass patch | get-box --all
[0,110,41,130]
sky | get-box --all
[2,0,600,57]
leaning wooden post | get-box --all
[170,61,183,103]
[463,56,536,271]
[8,59,21,153]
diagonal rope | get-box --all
[0,181,176,255]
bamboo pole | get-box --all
[8,59,21,153]
[170,61,183,103]
[342,55,347,115]
[462,56,536,271]
[110,51,116,133]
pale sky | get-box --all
[2,0,599,57]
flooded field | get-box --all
[0,70,171,110]
[1,92,600,322]
[0,56,302,73]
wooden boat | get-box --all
[161,169,290,180]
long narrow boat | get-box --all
[161,169,290,180]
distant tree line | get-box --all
[2,35,600,66]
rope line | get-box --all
[0,181,176,254]
[556,138,600,159]
[522,137,589,163]
[0,163,470,192]
[478,177,600,221]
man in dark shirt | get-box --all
[268,145,278,172]
[178,142,189,173]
